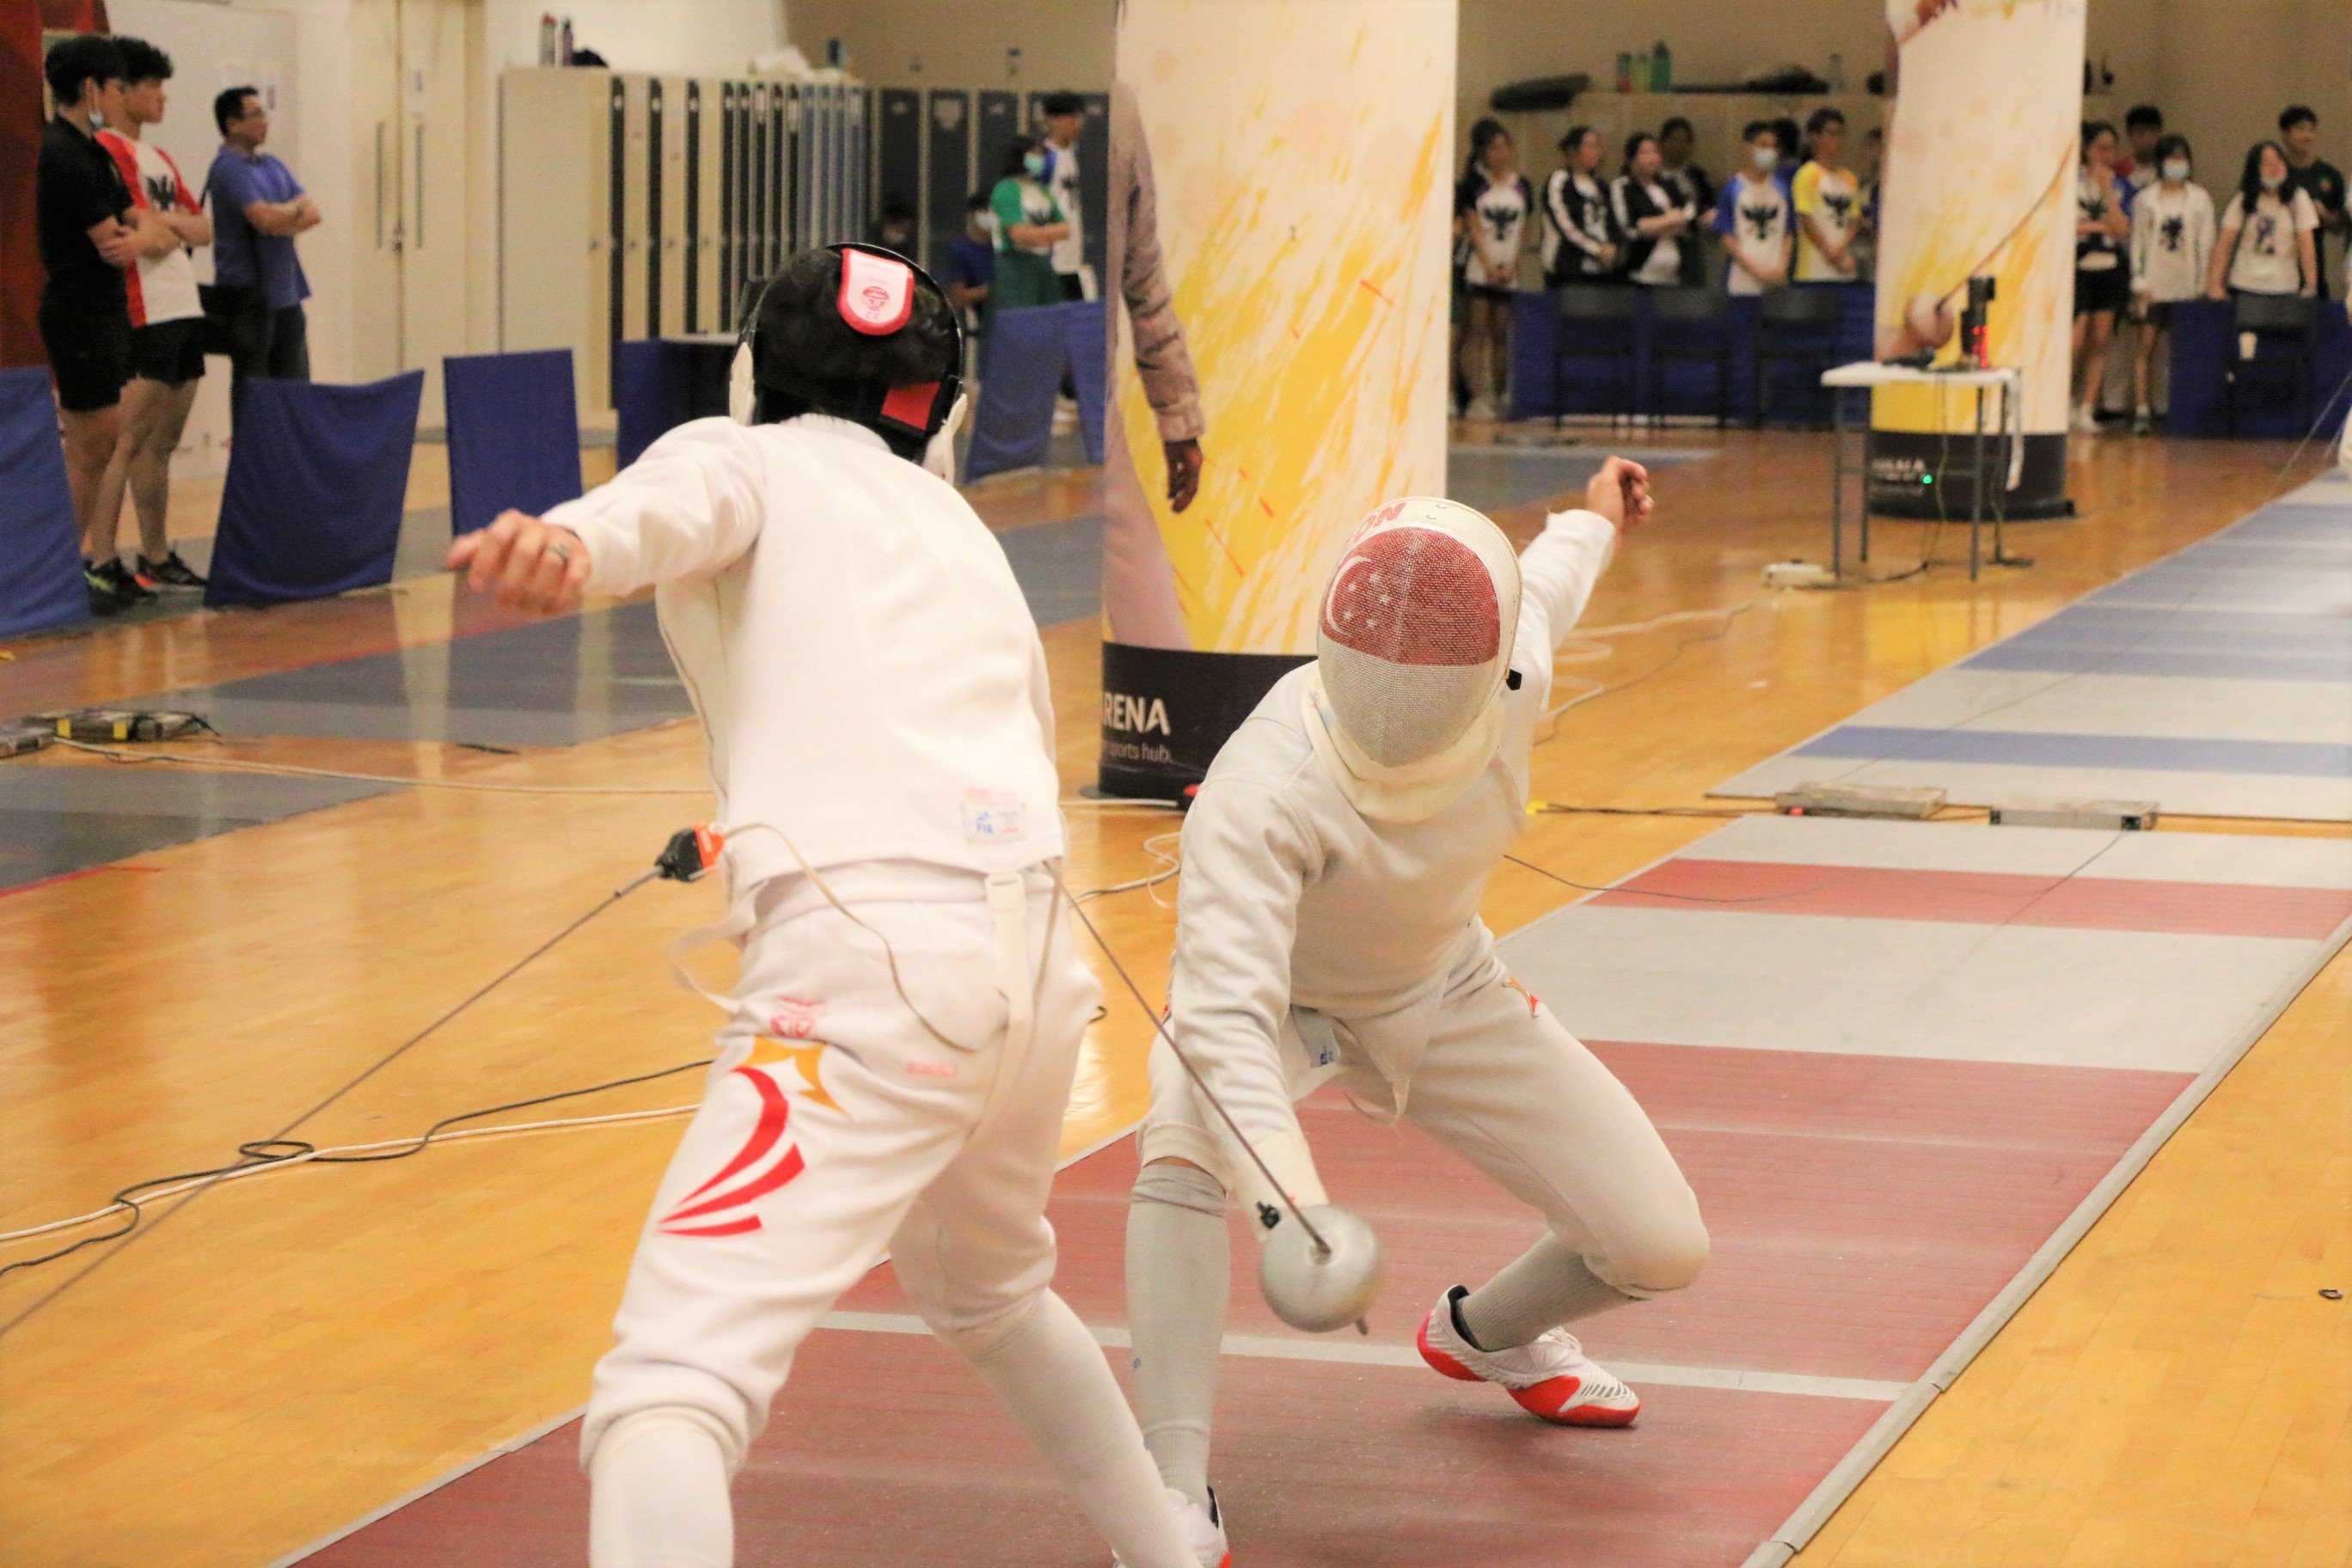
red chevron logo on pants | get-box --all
[658,1062,807,1238]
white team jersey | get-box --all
[2220,188,2319,295]
[99,130,202,326]
[549,414,1066,891]
[2076,169,2127,272]
[2130,181,2216,303]
[1721,174,1791,295]
[1045,139,1085,277]
[1793,162,1861,281]
[1167,510,1617,1153]
[1461,174,1531,289]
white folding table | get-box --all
[1818,361,2027,580]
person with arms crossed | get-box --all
[35,34,154,616]
[2071,121,2134,435]
[1124,458,1707,1557]
[207,85,319,393]
[2208,140,2321,303]
[445,247,1210,1568]
[1540,125,1620,288]
[988,136,1070,314]
[2278,107,2346,300]
[95,36,211,593]
[1611,132,1698,289]
[1657,115,1714,285]
[1715,120,1792,295]
[1792,107,1861,282]
[2126,134,2214,435]
[1038,90,1093,301]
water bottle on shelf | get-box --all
[1615,51,1634,93]
[537,12,556,66]
[1651,39,1672,93]
[1826,52,1845,92]
[559,15,573,65]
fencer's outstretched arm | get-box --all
[1167,772,1331,1210]
[543,420,769,597]
[1517,456,1650,656]
[447,419,769,617]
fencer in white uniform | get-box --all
[1125,459,1708,1549]
[448,247,1210,1568]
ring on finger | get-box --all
[547,539,573,563]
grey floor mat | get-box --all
[0,763,404,891]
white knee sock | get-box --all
[1458,1233,1638,1351]
[587,1408,735,1568]
[946,1289,1195,1568]
[1126,1160,1230,1509]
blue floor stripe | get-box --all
[1962,645,2352,682]
[1791,725,2352,778]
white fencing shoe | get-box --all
[1113,1486,1230,1568]
[1416,1285,1641,1427]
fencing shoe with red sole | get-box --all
[1112,1486,1230,1568]
[1417,1284,1641,1427]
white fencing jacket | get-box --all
[546,414,1064,893]
[1167,508,1618,1200]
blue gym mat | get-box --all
[1716,471,2352,821]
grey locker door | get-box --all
[684,80,701,329]
[606,74,626,401]
[925,90,972,273]
[718,83,738,322]
[878,88,922,257]
[977,91,1020,206]
[646,77,665,335]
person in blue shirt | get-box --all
[205,85,318,395]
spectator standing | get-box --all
[1792,107,1861,281]
[867,197,917,253]
[95,37,210,593]
[1540,125,1620,287]
[2278,107,2346,299]
[1657,116,1713,285]
[2208,141,2321,301]
[207,86,318,393]
[1038,90,1093,301]
[941,190,995,387]
[2126,134,2214,434]
[1610,132,1697,289]
[2071,121,2133,434]
[1853,125,1885,278]
[988,136,1069,313]
[1714,121,1792,295]
[2122,104,2165,193]
[36,34,150,616]
[1455,119,1532,420]
[1771,116,1804,198]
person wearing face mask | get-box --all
[988,135,1072,313]
[1714,120,1792,296]
[1540,125,1620,287]
[1609,132,1696,289]
[2208,140,2321,303]
[2127,135,2214,435]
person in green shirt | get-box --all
[989,136,1070,312]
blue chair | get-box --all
[2226,293,2318,437]
[1647,288,1735,427]
[1754,285,1844,428]
[1553,286,1639,426]
[444,350,584,536]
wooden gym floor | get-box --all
[0,429,2344,1567]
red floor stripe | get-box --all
[1598,858,2352,939]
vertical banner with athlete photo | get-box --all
[1871,0,2086,518]
[1096,0,1457,798]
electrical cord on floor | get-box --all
[1541,599,1760,733]
[0,1061,711,1275]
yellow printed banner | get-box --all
[1104,0,1455,656]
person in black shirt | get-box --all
[2280,106,2346,300]
[1657,116,1714,285]
[37,34,158,614]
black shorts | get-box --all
[2074,265,2130,316]
[38,302,132,413]
[130,318,206,387]
[2141,300,2179,330]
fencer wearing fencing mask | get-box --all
[1305,497,1525,824]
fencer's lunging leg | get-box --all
[1126,1157,1230,1507]
[587,1407,736,1568]
[942,1289,1197,1568]
[1457,1232,1638,1351]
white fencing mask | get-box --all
[1307,497,1522,824]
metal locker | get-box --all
[605,72,628,401]
[618,75,652,349]
[977,91,1020,206]
[654,76,691,337]
[924,90,972,273]
[689,80,724,333]
[877,88,922,261]
[498,66,611,413]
